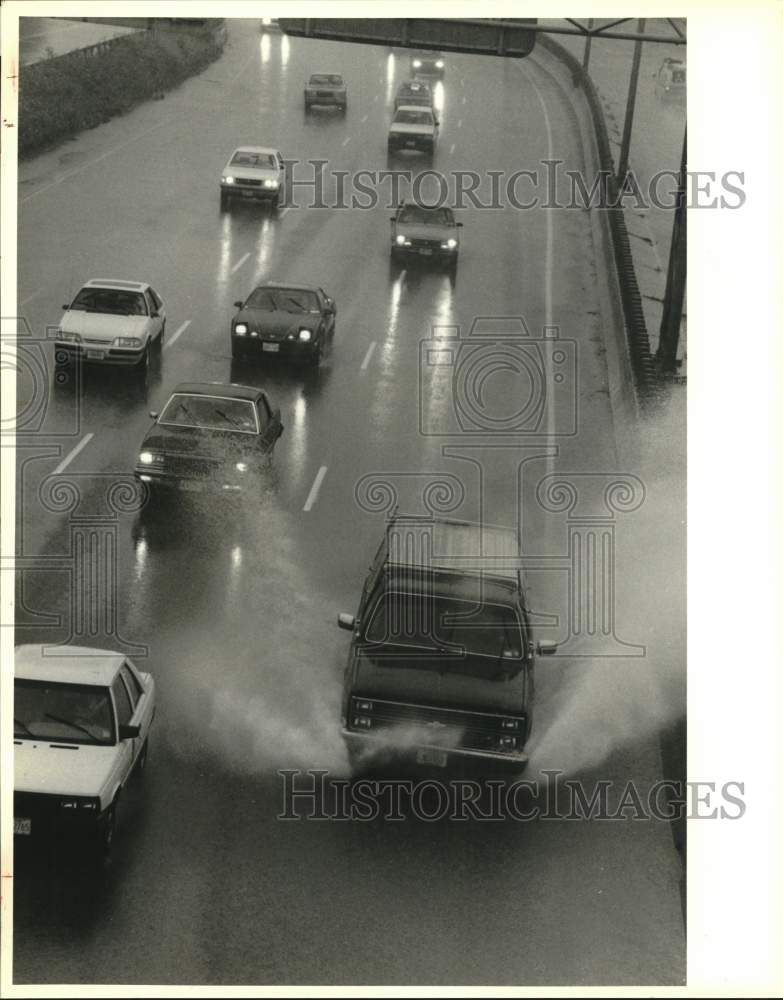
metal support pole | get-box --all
[582,18,594,72]
[657,127,687,373]
[616,18,646,183]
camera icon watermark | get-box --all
[418,316,578,438]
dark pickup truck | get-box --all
[338,515,557,772]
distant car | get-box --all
[393,79,433,111]
[304,73,347,111]
[135,382,283,496]
[220,146,285,209]
[390,202,463,271]
[410,51,445,78]
[56,279,165,371]
[387,105,439,157]
[654,57,686,100]
[14,644,155,856]
[231,282,336,367]
[259,17,281,32]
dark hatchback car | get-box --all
[134,382,283,497]
[231,283,336,367]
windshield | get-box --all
[71,288,147,316]
[398,205,454,226]
[159,394,258,433]
[231,151,276,169]
[364,593,525,676]
[310,74,343,86]
[244,287,319,313]
[395,109,433,126]
[15,680,115,745]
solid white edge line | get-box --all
[303,466,328,511]
[360,342,376,371]
[163,319,191,352]
[52,433,94,475]
[449,143,456,155]
[342,136,352,147]
[231,252,250,274]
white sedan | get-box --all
[56,278,166,371]
[14,644,156,856]
[220,145,285,209]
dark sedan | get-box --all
[134,382,283,497]
[231,283,336,366]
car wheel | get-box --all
[96,801,117,859]
[137,343,150,373]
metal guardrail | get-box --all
[538,33,663,407]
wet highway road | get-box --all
[19,16,140,66]
[13,22,685,985]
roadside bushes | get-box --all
[19,25,224,158]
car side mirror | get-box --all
[62,303,70,310]
[150,309,159,317]
[338,613,356,631]
[536,640,558,656]
[149,410,159,419]
[234,300,244,309]
[119,723,141,740]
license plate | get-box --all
[86,349,104,359]
[405,140,416,148]
[14,818,31,836]
[419,248,433,256]
[417,748,447,767]
[179,480,203,492]
[262,342,279,352]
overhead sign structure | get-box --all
[278,18,538,58]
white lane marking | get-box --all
[360,342,376,372]
[449,143,456,155]
[461,95,466,104]
[516,63,556,469]
[341,136,352,147]
[278,206,290,218]
[20,289,42,307]
[360,113,368,123]
[53,433,94,475]
[457,119,463,128]
[460,77,465,87]
[373,95,379,103]
[231,252,250,273]
[163,319,191,352]
[303,466,328,511]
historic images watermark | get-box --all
[278,769,745,823]
[352,313,645,659]
[280,159,745,211]
[3,317,150,655]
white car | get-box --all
[387,105,439,157]
[56,279,166,371]
[14,644,156,856]
[220,145,285,209]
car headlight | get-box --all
[395,234,407,245]
[139,451,154,465]
[436,60,444,69]
[495,735,518,752]
[222,175,235,184]
[235,462,248,473]
[441,238,458,250]
[234,323,248,335]
[353,716,373,729]
[117,337,141,347]
[263,178,279,189]
[413,59,422,68]
[58,331,79,342]
[298,329,313,342]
